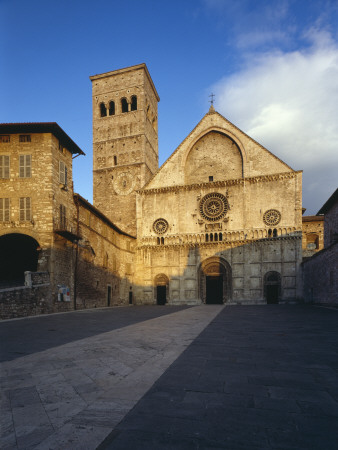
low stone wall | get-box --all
[302,242,338,304]
[0,271,75,320]
[25,271,50,287]
[0,285,53,320]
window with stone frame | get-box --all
[121,98,128,113]
[19,154,31,178]
[85,209,91,227]
[19,197,31,221]
[109,101,115,116]
[0,198,10,221]
[60,204,66,228]
[19,135,31,143]
[59,161,68,185]
[131,95,137,111]
[0,135,10,143]
[100,103,107,117]
[0,155,10,178]
[103,253,108,268]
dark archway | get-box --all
[199,257,232,304]
[206,275,223,304]
[264,271,281,304]
[121,98,128,113]
[131,95,137,111]
[154,273,169,305]
[0,233,40,287]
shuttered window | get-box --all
[0,155,9,178]
[59,161,68,185]
[19,135,31,142]
[20,197,31,221]
[19,155,31,178]
[0,198,10,221]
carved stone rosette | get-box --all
[199,193,228,222]
[153,218,169,234]
[263,209,281,226]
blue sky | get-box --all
[1,0,337,214]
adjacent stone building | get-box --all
[0,123,135,319]
[302,189,338,304]
[302,214,324,258]
[0,63,315,318]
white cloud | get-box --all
[213,30,338,214]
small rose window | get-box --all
[263,209,281,226]
[153,218,169,234]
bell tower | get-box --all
[90,63,160,236]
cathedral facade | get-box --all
[91,64,303,306]
[0,63,304,318]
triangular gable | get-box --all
[142,109,295,191]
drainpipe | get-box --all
[73,196,80,310]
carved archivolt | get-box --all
[153,218,168,234]
[199,193,228,222]
[154,273,169,285]
[263,209,281,226]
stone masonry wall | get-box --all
[324,201,338,247]
[0,284,77,320]
[91,64,159,235]
[75,197,135,308]
[302,242,338,304]
[135,236,302,305]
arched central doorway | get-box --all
[0,233,40,287]
[199,257,232,304]
[154,273,169,305]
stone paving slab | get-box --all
[0,305,223,449]
[99,305,338,450]
[0,305,192,362]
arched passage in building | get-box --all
[154,273,169,305]
[264,271,281,304]
[199,257,232,304]
[0,233,40,287]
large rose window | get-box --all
[199,193,228,222]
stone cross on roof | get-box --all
[208,93,216,113]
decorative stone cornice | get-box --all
[137,233,302,250]
[137,171,301,196]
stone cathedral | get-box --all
[90,63,303,306]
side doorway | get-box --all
[154,274,169,305]
[264,271,281,304]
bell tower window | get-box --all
[131,95,137,111]
[100,103,107,117]
[109,101,115,116]
[121,98,128,113]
